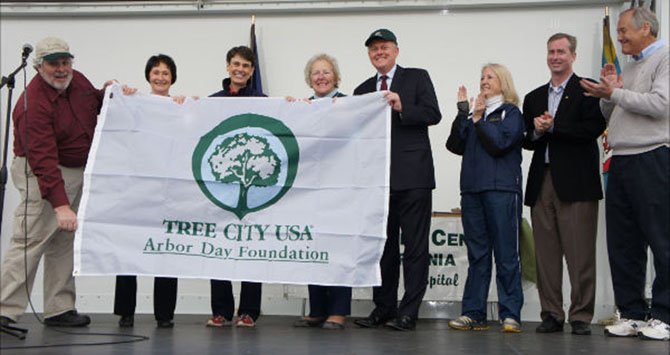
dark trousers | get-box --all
[308,285,352,317]
[372,188,432,320]
[532,170,598,323]
[607,147,669,323]
[114,275,178,321]
[210,280,262,321]
[460,191,523,322]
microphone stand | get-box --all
[0,57,30,340]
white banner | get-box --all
[74,85,390,287]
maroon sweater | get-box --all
[13,70,104,208]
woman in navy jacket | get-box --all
[207,46,266,329]
[446,63,525,333]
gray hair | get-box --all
[622,7,659,37]
[303,53,341,88]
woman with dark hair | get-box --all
[207,46,266,329]
[114,54,183,328]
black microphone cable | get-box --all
[1,59,149,351]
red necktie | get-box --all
[380,75,388,91]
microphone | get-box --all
[21,43,33,61]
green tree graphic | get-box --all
[208,133,281,214]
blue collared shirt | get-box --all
[535,74,572,162]
[547,75,571,117]
[633,39,664,61]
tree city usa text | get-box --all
[141,219,329,263]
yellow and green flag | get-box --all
[602,13,621,74]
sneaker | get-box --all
[44,310,91,327]
[501,318,522,333]
[448,316,489,331]
[598,309,620,326]
[206,315,231,327]
[638,319,670,341]
[236,314,256,328]
[604,318,646,337]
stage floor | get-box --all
[1,314,668,354]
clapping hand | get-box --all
[472,92,486,123]
[580,64,622,99]
[457,85,474,107]
[533,111,554,135]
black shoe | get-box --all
[570,320,591,335]
[354,314,388,328]
[157,320,174,328]
[536,316,564,333]
[44,310,91,327]
[385,315,416,331]
[321,321,345,330]
[293,317,325,328]
[118,315,134,328]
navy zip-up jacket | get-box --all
[210,78,266,98]
[446,101,525,195]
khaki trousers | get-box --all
[0,157,83,320]
[532,169,598,323]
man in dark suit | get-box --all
[352,29,441,331]
[523,33,606,336]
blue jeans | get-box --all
[460,191,523,322]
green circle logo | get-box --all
[192,114,299,219]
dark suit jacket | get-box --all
[354,65,442,190]
[522,73,606,207]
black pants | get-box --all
[114,275,178,321]
[606,147,669,323]
[308,285,352,317]
[210,280,262,321]
[373,188,432,320]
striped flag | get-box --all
[602,13,621,74]
[250,17,263,94]
[630,0,655,11]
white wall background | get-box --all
[0,0,667,321]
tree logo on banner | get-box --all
[192,114,299,219]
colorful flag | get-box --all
[602,13,621,74]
